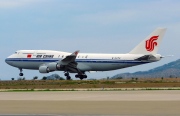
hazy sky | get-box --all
[0,0,180,80]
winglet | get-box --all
[60,50,80,64]
[71,50,80,56]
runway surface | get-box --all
[0,90,180,116]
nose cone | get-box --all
[5,58,14,66]
[5,58,10,65]
[5,54,17,66]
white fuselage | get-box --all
[5,50,158,72]
[4,28,166,80]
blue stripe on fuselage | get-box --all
[5,58,150,64]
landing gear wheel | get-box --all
[66,76,71,80]
[78,75,87,80]
[64,73,69,76]
[75,74,79,78]
[80,77,84,80]
[19,68,23,76]
[19,73,23,76]
[83,75,87,78]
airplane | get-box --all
[5,28,166,80]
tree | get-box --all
[59,77,65,80]
[135,78,138,81]
[161,77,164,80]
[33,76,38,80]
[116,77,123,79]
[169,75,173,78]
[42,76,47,80]
[11,78,14,80]
[17,77,23,80]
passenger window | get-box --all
[85,55,88,58]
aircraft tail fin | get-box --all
[129,28,166,55]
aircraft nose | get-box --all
[5,58,8,63]
[5,58,10,65]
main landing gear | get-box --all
[64,72,87,80]
[19,68,24,76]
[64,72,71,80]
[75,74,87,80]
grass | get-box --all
[1,87,180,92]
[0,78,180,90]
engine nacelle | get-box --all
[39,63,63,73]
[39,65,50,73]
[47,62,61,71]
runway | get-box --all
[0,90,180,116]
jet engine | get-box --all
[47,62,61,71]
[39,65,50,73]
[39,62,65,73]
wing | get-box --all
[59,50,81,73]
[60,50,79,65]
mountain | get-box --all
[45,74,65,80]
[112,59,180,78]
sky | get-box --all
[0,0,180,80]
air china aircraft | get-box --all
[5,28,166,80]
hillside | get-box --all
[112,59,180,78]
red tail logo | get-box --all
[146,36,159,52]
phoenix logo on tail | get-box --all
[146,36,159,52]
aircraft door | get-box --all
[17,52,24,62]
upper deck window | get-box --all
[37,53,46,54]
[23,53,34,54]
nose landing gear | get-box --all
[19,68,24,76]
